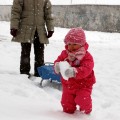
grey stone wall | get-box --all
[0,5,120,33]
[0,5,11,21]
[53,5,120,33]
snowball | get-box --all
[59,61,71,80]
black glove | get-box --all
[10,28,18,37]
[47,31,54,38]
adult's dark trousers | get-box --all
[20,32,44,76]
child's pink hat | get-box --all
[64,28,86,46]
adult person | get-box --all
[10,0,54,77]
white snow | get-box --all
[51,0,120,5]
[1,0,120,5]
[0,21,120,120]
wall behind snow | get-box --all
[0,5,11,21]
[53,5,120,33]
[0,5,120,33]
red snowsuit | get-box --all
[54,44,96,114]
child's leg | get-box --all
[75,87,92,114]
[61,86,76,114]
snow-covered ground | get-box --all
[1,0,120,5]
[0,21,120,120]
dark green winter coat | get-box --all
[10,0,54,43]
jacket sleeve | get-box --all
[10,0,23,29]
[75,52,94,79]
[44,0,54,31]
[54,50,67,64]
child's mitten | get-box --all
[65,67,75,78]
[54,62,60,74]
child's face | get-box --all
[67,43,81,52]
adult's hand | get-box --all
[10,28,18,37]
[47,31,54,38]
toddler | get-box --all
[54,28,96,114]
